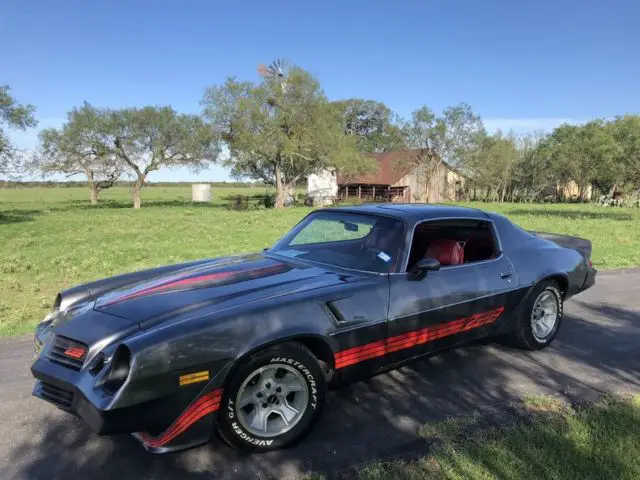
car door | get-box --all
[384,221,516,367]
[323,272,392,383]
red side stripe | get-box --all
[335,316,483,363]
[334,307,504,369]
[139,389,223,448]
[139,392,222,448]
[335,316,472,361]
[142,400,220,447]
[336,323,471,366]
[140,392,221,446]
[336,321,488,368]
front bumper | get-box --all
[31,348,230,453]
[582,267,597,291]
[31,356,166,435]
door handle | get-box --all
[500,272,512,279]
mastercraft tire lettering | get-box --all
[217,343,327,453]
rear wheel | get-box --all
[507,280,563,350]
[217,342,327,452]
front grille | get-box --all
[39,382,74,409]
[47,336,88,370]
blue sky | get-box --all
[3,0,639,181]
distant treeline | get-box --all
[0,180,267,189]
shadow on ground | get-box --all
[5,304,639,480]
[60,199,233,211]
[37,195,286,212]
[0,209,42,224]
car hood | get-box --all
[93,253,349,328]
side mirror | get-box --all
[410,257,441,280]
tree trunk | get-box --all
[90,185,99,205]
[578,184,587,203]
[132,177,145,209]
[274,163,286,209]
[86,171,98,205]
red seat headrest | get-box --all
[425,239,464,266]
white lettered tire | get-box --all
[217,342,327,452]
[508,280,563,350]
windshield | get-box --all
[269,211,406,273]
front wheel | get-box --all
[507,280,563,350]
[217,342,327,452]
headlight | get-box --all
[101,345,131,395]
[39,294,62,327]
[34,296,63,355]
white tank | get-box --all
[192,183,212,203]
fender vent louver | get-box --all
[323,301,347,325]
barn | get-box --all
[330,150,467,203]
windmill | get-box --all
[257,58,288,93]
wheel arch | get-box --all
[539,273,569,298]
[222,333,337,389]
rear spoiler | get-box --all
[530,231,592,263]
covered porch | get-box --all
[337,184,410,203]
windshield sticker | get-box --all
[377,251,392,263]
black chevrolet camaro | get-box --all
[31,204,596,453]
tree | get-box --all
[1,85,37,176]
[610,115,640,191]
[108,107,219,208]
[35,103,123,204]
[402,102,485,201]
[510,131,556,202]
[202,64,371,208]
[545,121,622,200]
[466,131,520,202]
[333,99,405,152]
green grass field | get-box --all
[1,186,639,336]
[355,395,640,480]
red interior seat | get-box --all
[425,239,464,266]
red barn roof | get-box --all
[337,150,465,186]
[337,150,418,185]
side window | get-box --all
[406,219,499,271]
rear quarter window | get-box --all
[488,213,535,251]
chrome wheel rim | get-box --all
[531,290,559,341]
[235,364,308,438]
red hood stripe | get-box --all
[103,263,289,306]
[105,272,236,306]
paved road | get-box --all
[1,269,639,480]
